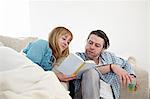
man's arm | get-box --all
[96,64,111,74]
[97,64,135,85]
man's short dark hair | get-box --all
[87,30,110,49]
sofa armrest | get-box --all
[0,35,38,52]
[120,57,149,99]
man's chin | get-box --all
[86,54,94,59]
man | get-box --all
[71,30,138,99]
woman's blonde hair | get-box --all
[48,26,73,60]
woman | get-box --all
[23,26,76,84]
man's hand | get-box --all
[55,72,76,82]
[111,64,133,86]
[130,75,140,91]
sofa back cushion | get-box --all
[0,35,38,52]
[0,42,4,47]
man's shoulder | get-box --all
[75,52,87,60]
[75,52,85,56]
[101,51,115,56]
[100,51,117,61]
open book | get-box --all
[57,53,96,77]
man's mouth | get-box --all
[88,51,94,54]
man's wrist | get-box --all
[110,64,113,72]
[130,74,136,78]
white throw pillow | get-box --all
[0,46,71,99]
[0,46,34,71]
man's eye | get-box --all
[88,41,93,44]
[96,44,101,48]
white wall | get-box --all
[148,0,150,81]
[0,0,31,37]
[30,0,149,72]
[0,0,5,34]
[148,0,150,64]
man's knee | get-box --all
[82,69,99,80]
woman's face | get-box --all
[58,33,72,52]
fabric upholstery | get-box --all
[0,35,37,52]
[120,57,149,99]
[0,42,4,46]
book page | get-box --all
[77,60,96,76]
[57,53,84,76]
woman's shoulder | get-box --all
[34,39,48,44]
[31,39,48,47]
[29,39,52,52]
[37,39,53,52]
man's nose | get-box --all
[90,44,95,49]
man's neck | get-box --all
[92,57,100,65]
[85,53,100,65]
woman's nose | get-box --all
[64,41,68,46]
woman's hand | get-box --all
[55,72,76,82]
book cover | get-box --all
[57,53,95,77]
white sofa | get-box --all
[0,35,149,99]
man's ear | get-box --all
[101,48,105,52]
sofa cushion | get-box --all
[0,35,38,52]
[0,42,4,47]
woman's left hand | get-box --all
[56,73,76,82]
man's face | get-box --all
[85,34,104,60]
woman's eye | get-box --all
[67,41,70,44]
[62,37,66,40]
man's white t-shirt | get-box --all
[98,61,114,99]
[100,79,114,99]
